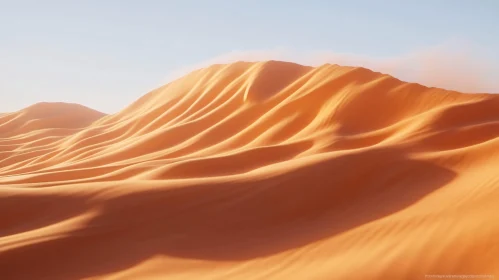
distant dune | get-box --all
[1,61,498,279]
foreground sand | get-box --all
[1,61,498,279]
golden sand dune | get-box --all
[1,61,498,279]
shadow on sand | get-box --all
[0,146,455,279]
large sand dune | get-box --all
[1,61,498,279]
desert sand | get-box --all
[1,61,498,279]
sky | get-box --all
[1,0,498,114]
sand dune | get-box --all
[1,61,498,279]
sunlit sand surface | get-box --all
[1,61,498,279]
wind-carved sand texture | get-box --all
[1,61,498,279]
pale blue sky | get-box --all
[1,0,498,113]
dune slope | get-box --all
[1,61,498,280]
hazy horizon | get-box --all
[2,0,498,114]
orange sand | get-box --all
[1,61,498,280]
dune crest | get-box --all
[1,61,498,279]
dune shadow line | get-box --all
[0,146,455,280]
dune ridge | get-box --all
[1,61,498,279]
